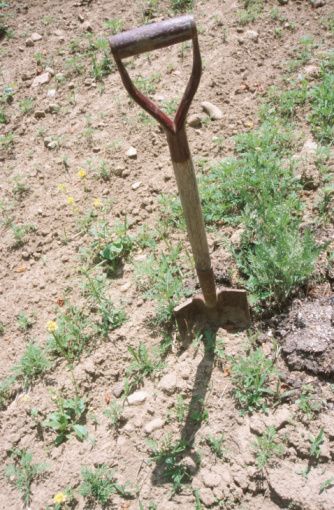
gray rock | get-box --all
[127,390,148,405]
[180,455,198,475]
[188,113,202,128]
[25,38,34,47]
[31,32,42,42]
[159,373,177,395]
[31,72,51,88]
[131,181,141,190]
[245,30,259,42]
[126,146,137,159]
[144,417,164,434]
[112,382,124,398]
[201,101,223,120]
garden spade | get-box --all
[109,15,250,336]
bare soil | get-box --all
[0,0,334,509]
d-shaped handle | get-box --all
[109,15,202,133]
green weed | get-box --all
[103,401,124,429]
[124,342,163,394]
[104,19,123,34]
[80,465,131,505]
[170,0,193,13]
[205,433,225,459]
[230,348,278,414]
[320,477,334,494]
[0,375,16,409]
[309,73,334,144]
[43,395,87,446]
[19,98,34,115]
[309,428,324,460]
[13,342,50,388]
[10,223,36,248]
[135,244,186,325]
[296,385,322,419]
[253,426,284,470]
[238,0,263,25]
[5,448,47,505]
[148,434,193,494]
[47,306,92,363]
[134,73,160,96]
[17,311,34,332]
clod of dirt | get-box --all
[268,461,334,510]
[187,113,203,128]
[281,298,334,375]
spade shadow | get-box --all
[151,328,217,488]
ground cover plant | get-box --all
[1,0,334,509]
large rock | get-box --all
[281,298,334,376]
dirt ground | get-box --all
[0,0,334,508]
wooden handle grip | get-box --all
[109,15,195,59]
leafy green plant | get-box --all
[310,73,334,144]
[13,342,50,387]
[230,348,277,414]
[205,433,225,459]
[104,18,123,34]
[170,0,193,13]
[17,311,34,332]
[253,426,284,470]
[103,401,124,429]
[5,448,47,505]
[79,465,131,505]
[173,394,188,423]
[10,223,36,248]
[89,220,134,275]
[12,177,30,200]
[148,434,193,494]
[82,272,126,337]
[309,428,324,460]
[296,385,322,419]
[319,477,334,494]
[238,0,263,25]
[125,343,163,394]
[19,97,34,115]
[135,244,186,325]
[47,306,92,363]
[133,73,160,96]
[0,375,15,409]
[43,395,87,445]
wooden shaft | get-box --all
[109,15,195,59]
[167,128,217,308]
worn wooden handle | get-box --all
[109,15,195,59]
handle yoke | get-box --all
[109,15,201,133]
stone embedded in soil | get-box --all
[143,417,164,434]
[303,64,320,79]
[131,181,141,190]
[309,0,326,6]
[281,298,334,375]
[82,20,93,32]
[31,32,42,42]
[31,72,51,88]
[201,101,223,120]
[158,373,177,395]
[126,146,137,159]
[112,381,124,398]
[127,390,148,405]
[25,38,34,47]
[188,113,203,128]
[245,29,259,42]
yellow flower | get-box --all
[77,168,87,179]
[93,198,102,208]
[53,492,67,504]
[67,196,75,206]
[57,183,66,192]
[47,320,58,333]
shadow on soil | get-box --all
[151,328,218,490]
